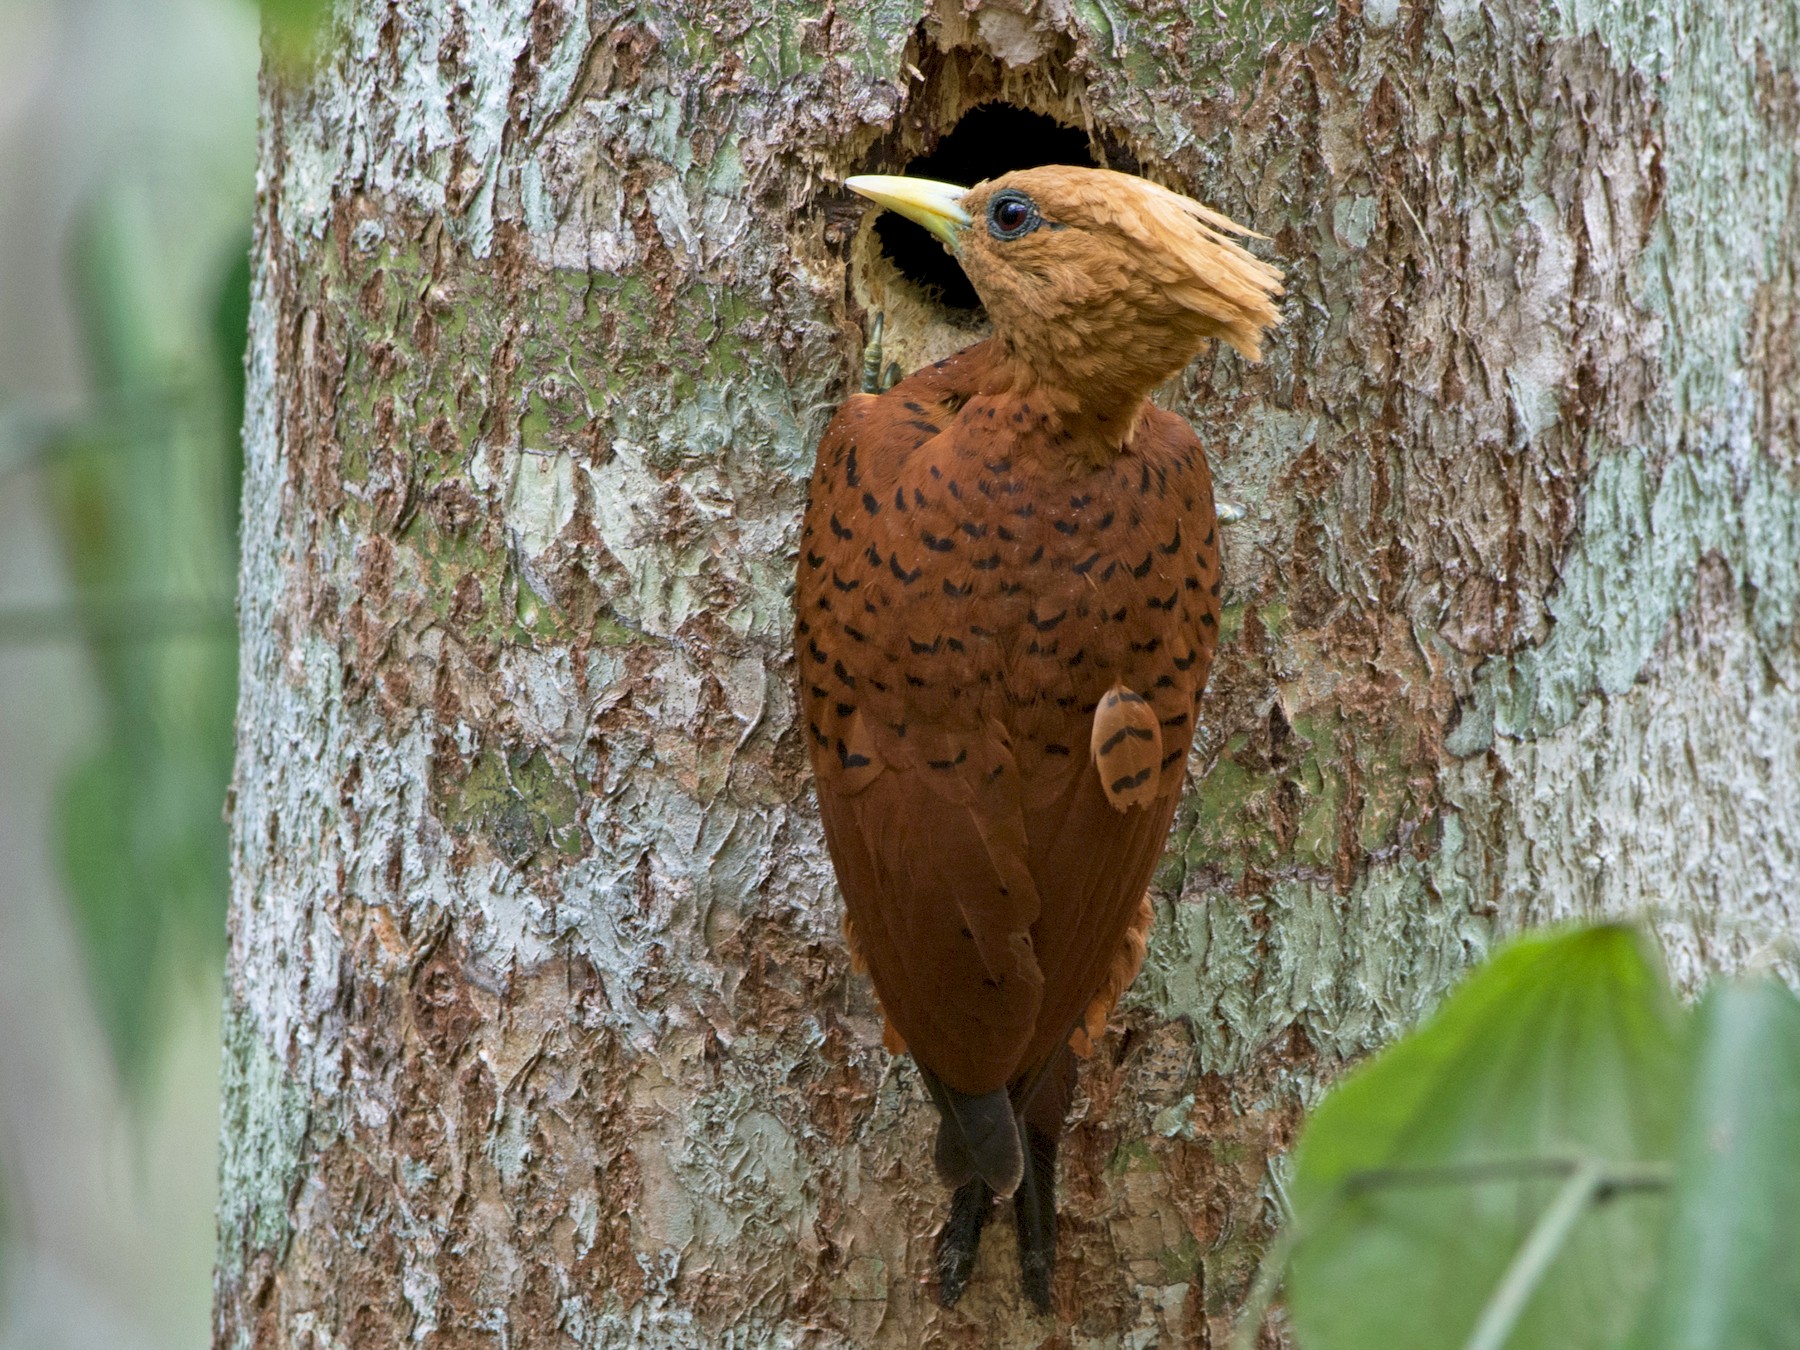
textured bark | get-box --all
[214,0,1800,1345]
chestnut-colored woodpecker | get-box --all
[797,165,1282,1310]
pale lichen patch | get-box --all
[215,1000,311,1277]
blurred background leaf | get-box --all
[1237,928,1800,1350]
[258,0,335,73]
[38,194,245,1088]
[1642,979,1800,1350]
[1283,925,1685,1350]
[0,0,329,1343]
[2,0,332,1095]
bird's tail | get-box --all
[1013,1120,1059,1311]
[1009,1042,1077,1310]
[926,1047,1077,1310]
[916,1064,1025,1198]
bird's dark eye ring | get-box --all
[987,191,1040,241]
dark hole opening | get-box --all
[873,104,1096,313]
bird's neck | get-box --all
[981,344,1161,467]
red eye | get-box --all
[988,194,1037,239]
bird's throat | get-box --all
[985,348,1160,467]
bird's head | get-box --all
[847,165,1283,418]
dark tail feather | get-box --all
[935,1177,993,1308]
[916,1063,1025,1197]
[1017,1042,1077,1135]
[1013,1122,1058,1311]
[1012,1044,1073,1312]
[920,1042,1075,1309]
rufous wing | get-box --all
[1068,890,1152,1058]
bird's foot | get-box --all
[1215,498,1248,523]
[860,311,903,394]
[935,1177,994,1308]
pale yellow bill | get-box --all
[844,174,972,249]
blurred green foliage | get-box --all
[259,0,335,72]
[39,195,247,1087]
[1236,926,1800,1350]
[1647,981,1800,1348]
[0,0,336,1095]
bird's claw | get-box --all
[1216,498,1248,523]
[860,311,904,394]
[860,312,885,394]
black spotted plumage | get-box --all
[798,338,1222,1093]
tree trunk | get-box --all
[214,0,1800,1344]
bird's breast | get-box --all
[798,382,1223,806]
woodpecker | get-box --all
[796,165,1282,1310]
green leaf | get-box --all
[58,746,162,1074]
[46,195,241,1088]
[1285,925,1686,1350]
[1642,979,1800,1350]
